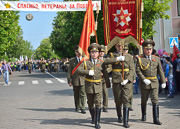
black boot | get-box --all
[141,105,146,121]
[153,105,162,125]
[95,108,101,129]
[123,107,130,128]
[89,108,94,124]
[116,107,122,123]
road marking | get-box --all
[46,72,67,83]
[45,80,53,84]
[18,81,25,85]
[32,80,39,85]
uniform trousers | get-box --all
[86,92,101,109]
[141,88,158,106]
[102,81,108,108]
[73,85,86,110]
[112,83,132,108]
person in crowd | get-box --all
[1,60,12,85]
[173,53,180,94]
[165,57,174,98]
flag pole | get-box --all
[94,0,100,44]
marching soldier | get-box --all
[47,60,52,73]
[27,59,33,74]
[136,39,166,125]
[54,58,59,74]
[67,45,86,114]
[104,41,135,128]
[77,43,111,129]
[124,45,134,111]
[41,58,46,73]
[99,45,109,112]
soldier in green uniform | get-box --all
[67,45,86,114]
[39,58,42,72]
[27,59,33,74]
[47,60,51,73]
[104,41,135,128]
[136,39,166,125]
[54,58,59,74]
[99,45,109,112]
[41,58,46,73]
[77,43,111,129]
[123,45,134,111]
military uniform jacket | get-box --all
[42,61,46,69]
[136,55,166,89]
[28,61,32,67]
[77,59,111,94]
[54,60,59,69]
[104,52,135,83]
[67,57,85,86]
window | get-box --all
[178,0,180,16]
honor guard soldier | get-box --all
[47,60,51,73]
[39,58,42,71]
[104,41,135,128]
[54,58,59,73]
[41,58,46,73]
[123,45,134,111]
[136,39,166,125]
[67,45,86,114]
[27,59,33,74]
[77,43,111,129]
[99,45,109,112]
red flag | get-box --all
[72,0,95,76]
[78,0,95,59]
[172,45,180,62]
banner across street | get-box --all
[0,1,101,11]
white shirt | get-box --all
[145,55,151,60]
[76,56,82,62]
[91,58,97,64]
[100,57,103,60]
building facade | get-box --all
[153,0,180,53]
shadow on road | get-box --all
[47,89,73,96]
[21,107,80,112]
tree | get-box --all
[50,0,172,58]
[0,10,21,60]
[142,0,172,39]
[34,38,59,60]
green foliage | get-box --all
[0,10,21,59]
[142,0,172,39]
[0,9,34,61]
[50,1,105,58]
[50,0,172,57]
[34,38,59,60]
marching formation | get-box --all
[67,39,168,129]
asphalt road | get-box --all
[0,69,179,129]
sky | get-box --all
[19,0,63,50]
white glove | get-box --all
[161,83,166,88]
[143,79,151,85]
[89,70,94,76]
[121,79,128,85]
[116,56,125,61]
